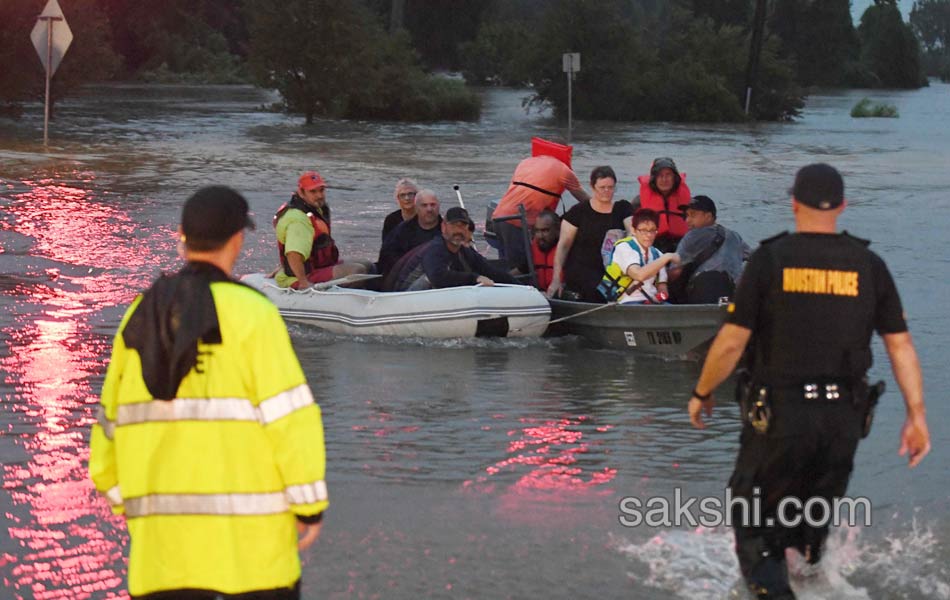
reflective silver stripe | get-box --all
[258,384,314,425]
[286,480,328,505]
[124,492,289,518]
[96,405,115,440]
[104,485,123,507]
[116,398,259,426]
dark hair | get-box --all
[590,165,617,187]
[632,208,659,230]
[536,209,561,225]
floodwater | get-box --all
[1,82,948,599]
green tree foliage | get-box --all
[858,1,927,87]
[518,0,801,122]
[0,0,119,116]
[244,0,480,124]
[100,0,246,82]
[769,0,864,86]
[367,0,493,70]
[910,0,950,80]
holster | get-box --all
[736,369,771,435]
[854,378,885,439]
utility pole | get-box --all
[562,53,580,143]
[743,0,768,115]
[390,0,406,33]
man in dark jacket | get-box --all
[390,207,516,291]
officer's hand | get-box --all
[475,275,495,286]
[297,520,323,551]
[688,395,715,429]
[898,412,931,468]
[545,277,562,298]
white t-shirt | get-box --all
[611,240,667,304]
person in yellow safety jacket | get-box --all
[89,186,328,600]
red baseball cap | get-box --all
[298,171,327,191]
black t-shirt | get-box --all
[728,232,906,384]
[377,216,442,275]
[381,209,407,241]
[563,200,633,302]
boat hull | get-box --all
[242,274,551,338]
[548,299,727,358]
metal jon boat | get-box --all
[547,298,728,358]
[242,273,551,338]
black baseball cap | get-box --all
[792,163,844,210]
[181,186,255,247]
[445,206,475,230]
[679,195,717,217]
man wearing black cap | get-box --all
[669,195,750,304]
[90,186,329,599]
[389,206,516,291]
[685,164,930,599]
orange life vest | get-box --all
[274,195,340,276]
[636,174,691,240]
[531,240,556,290]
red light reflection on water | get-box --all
[2,179,173,598]
[463,416,617,525]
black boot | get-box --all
[736,535,796,599]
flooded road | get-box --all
[1,82,949,598]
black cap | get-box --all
[792,163,844,210]
[679,195,717,217]
[445,206,475,229]
[181,186,255,246]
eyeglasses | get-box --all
[635,228,658,235]
[398,191,417,199]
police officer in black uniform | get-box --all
[685,164,931,599]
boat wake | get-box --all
[611,518,949,599]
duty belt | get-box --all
[773,382,850,401]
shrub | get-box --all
[850,98,899,118]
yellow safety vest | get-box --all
[598,236,662,300]
[89,281,328,596]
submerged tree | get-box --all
[521,0,801,122]
[244,0,479,123]
[859,0,927,87]
[769,0,864,87]
[910,0,950,80]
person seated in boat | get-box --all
[376,189,442,276]
[389,207,516,292]
[274,171,372,290]
[381,178,419,241]
[512,209,560,290]
[547,166,633,302]
[491,150,590,270]
[632,157,692,252]
[667,195,750,304]
[598,208,681,304]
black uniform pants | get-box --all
[687,270,734,304]
[134,581,300,600]
[729,391,864,593]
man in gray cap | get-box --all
[686,164,930,599]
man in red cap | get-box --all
[274,171,372,289]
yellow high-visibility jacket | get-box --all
[89,280,328,597]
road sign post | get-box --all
[562,53,580,143]
[31,0,73,147]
